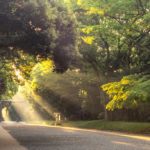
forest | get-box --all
[0,0,150,122]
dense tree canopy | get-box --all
[65,0,150,76]
[21,60,103,120]
[0,0,150,122]
[63,0,150,121]
[102,74,150,111]
[0,58,18,99]
[0,0,76,72]
[0,0,77,98]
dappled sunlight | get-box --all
[2,107,11,121]
[15,70,23,80]
[12,65,23,80]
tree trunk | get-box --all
[83,54,108,120]
[127,43,132,73]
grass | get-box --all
[60,120,150,134]
[26,120,150,134]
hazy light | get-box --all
[32,92,56,118]
[12,89,42,122]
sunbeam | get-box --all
[32,92,56,118]
[11,88,43,122]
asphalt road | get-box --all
[0,122,150,150]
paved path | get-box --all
[0,122,150,150]
[0,123,26,150]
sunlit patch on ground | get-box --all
[111,141,136,147]
[53,126,150,142]
[61,128,76,133]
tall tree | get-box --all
[0,0,77,99]
[64,0,150,119]
[0,0,77,72]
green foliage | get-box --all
[12,51,37,80]
[21,60,103,120]
[0,0,77,100]
[0,59,18,99]
[65,0,150,77]
[102,74,150,110]
[0,72,7,96]
[64,0,150,121]
[0,50,37,99]
[0,0,150,123]
[0,0,77,72]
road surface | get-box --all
[0,122,150,150]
